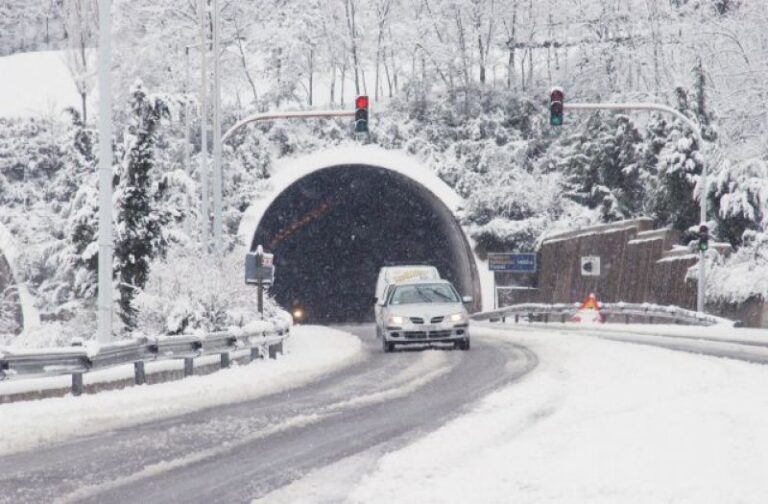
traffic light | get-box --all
[355,95,369,133]
[698,224,709,252]
[550,87,564,126]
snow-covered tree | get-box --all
[652,86,708,233]
[63,0,97,124]
[712,158,768,247]
[114,82,170,332]
[560,113,645,222]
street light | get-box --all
[97,0,113,343]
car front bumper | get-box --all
[383,323,469,343]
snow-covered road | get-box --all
[0,325,535,503]
[3,322,767,503]
[281,324,768,504]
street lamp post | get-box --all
[198,0,210,251]
[97,0,113,344]
[212,0,223,253]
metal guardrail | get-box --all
[471,302,735,327]
[0,322,291,384]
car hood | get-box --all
[385,303,466,318]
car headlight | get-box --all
[388,315,406,325]
[449,312,468,323]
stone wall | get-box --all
[495,218,764,326]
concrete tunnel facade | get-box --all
[237,147,493,323]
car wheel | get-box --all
[383,339,395,353]
[458,338,470,351]
[375,326,382,339]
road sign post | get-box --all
[488,253,537,309]
[246,245,275,318]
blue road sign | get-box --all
[488,253,537,273]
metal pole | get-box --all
[97,0,113,344]
[257,280,264,319]
[212,0,223,252]
[564,101,708,313]
[198,0,210,252]
[183,47,192,238]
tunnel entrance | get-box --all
[251,164,479,323]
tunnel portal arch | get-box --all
[238,147,492,323]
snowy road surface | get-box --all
[0,325,536,503]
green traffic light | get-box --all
[550,116,563,126]
[698,241,709,252]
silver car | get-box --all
[375,280,471,352]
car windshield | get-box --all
[389,284,459,305]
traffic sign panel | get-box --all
[488,253,537,273]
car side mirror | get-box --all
[372,296,378,304]
[462,296,473,304]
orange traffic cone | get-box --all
[570,293,604,323]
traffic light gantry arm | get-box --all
[221,109,357,144]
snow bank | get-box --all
[0,50,85,118]
[0,325,363,455]
[348,326,768,503]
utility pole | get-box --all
[97,0,113,344]
[554,96,709,313]
[198,0,210,251]
[212,0,223,253]
[183,46,192,238]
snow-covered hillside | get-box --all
[0,50,84,118]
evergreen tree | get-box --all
[652,84,710,233]
[712,158,768,247]
[560,113,645,222]
[637,114,670,214]
[114,81,170,332]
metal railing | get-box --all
[0,322,291,389]
[471,302,735,327]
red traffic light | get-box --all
[550,89,564,103]
[355,95,369,109]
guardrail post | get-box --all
[514,314,519,323]
[134,361,146,385]
[544,314,549,323]
[220,352,230,369]
[649,316,654,324]
[72,372,84,396]
[502,316,506,323]
[184,357,194,377]
[276,341,283,355]
[268,344,278,359]
[560,314,566,323]
[625,314,630,324]
[250,347,260,361]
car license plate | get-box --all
[422,324,438,332]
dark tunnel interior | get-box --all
[251,165,479,323]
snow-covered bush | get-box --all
[134,246,280,337]
[707,231,768,304]
[712,157,768,247]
